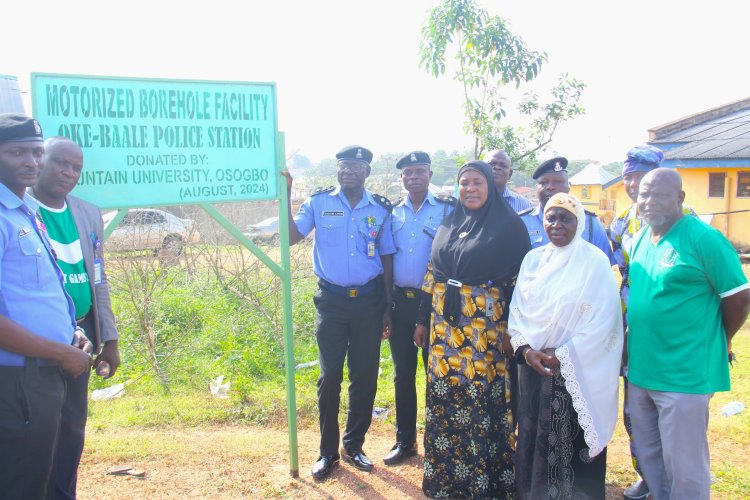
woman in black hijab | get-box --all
[415,160,530,499]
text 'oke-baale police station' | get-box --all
[44,84,269,149]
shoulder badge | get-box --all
[584,209,596,216]
[311,186,335,196]
[517,207,534,216]
[435,194,457,206]
[372,193,393,213]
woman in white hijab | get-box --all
[509,192,622,499]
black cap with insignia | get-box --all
[532,156,568,179]
[0,113,44,144]
[396,150,431,169]
[336,145,373,165]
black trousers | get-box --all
[49,312,95,500]
[0,360,65,500]
[313,284,385,456]
[388,289,428,446]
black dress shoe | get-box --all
[341,447,374,472]
[311,454,339,480]
[383,442,417,465]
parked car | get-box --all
[244,216,279,243]
[103,208,200,255]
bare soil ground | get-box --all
[78,383,750,499]
[79,420,632,499]
[75,266,750,498]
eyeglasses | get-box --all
[338,162,367,173]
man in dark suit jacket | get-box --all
[30,136,119,500]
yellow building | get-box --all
[648,98,750,248]
[569,163,628,227]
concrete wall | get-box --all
[677,167,750,247]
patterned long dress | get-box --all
[515,365,607,499]
[421,268,515,499]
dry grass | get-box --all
[76,266,750,498]
[80,325,750,499]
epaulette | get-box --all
[372,193,393,213]
[435,194,457,206]
[517,207,534,216]
[311,186,335,196]
[584,209,597,217]
[393,197,405,206]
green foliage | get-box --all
[298,149,468,200]
[88,247,430,428]
[430,148,470,185]
[602,161,624,177]
[566,159,594,177]
[419,0,586,165]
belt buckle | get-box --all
[348,288,358,298]
[446,278,463,287]
[405,290,416,299]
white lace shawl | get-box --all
[508,196,622,458]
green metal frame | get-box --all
[101,132,299,477]
[32,72,299,476]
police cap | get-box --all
[0,113,44,144]
[336,145,373,165]
[532,156,568,180]
[396,151,431,169]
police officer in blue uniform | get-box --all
[0,114,92,499]
[384,151,454,465]
[282,145,396,480]
[519,156,615,263]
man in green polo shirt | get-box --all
[627,168,750,500]
[31,137,120,500]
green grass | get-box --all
[706,326,750,496]
[86,254,750,497]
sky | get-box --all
[5,0,749,166]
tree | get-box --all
[419,0,586,168]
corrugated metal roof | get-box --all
[0,76,25,114]
[569,163,615,186]
[650,106,750,160]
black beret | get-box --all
[532,156,568,180]
[336,145,373,165]
[0,113,44,144]
[396,151,431,169]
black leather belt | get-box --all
[395,286,421,299]
[319,278,377,298]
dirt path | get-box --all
[78,421,628,499]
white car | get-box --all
[103,208,200,254]
[244,216,279,243]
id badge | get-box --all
[486,294,494,319]
[367,240,375,258]
[94,258,103,284]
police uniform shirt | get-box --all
[294,186,396,287]
[392,192,453,289]
[0,183,77,366]
[520,204,616,264]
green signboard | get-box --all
[31,73,278,209]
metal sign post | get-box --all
[32,73,299,476]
